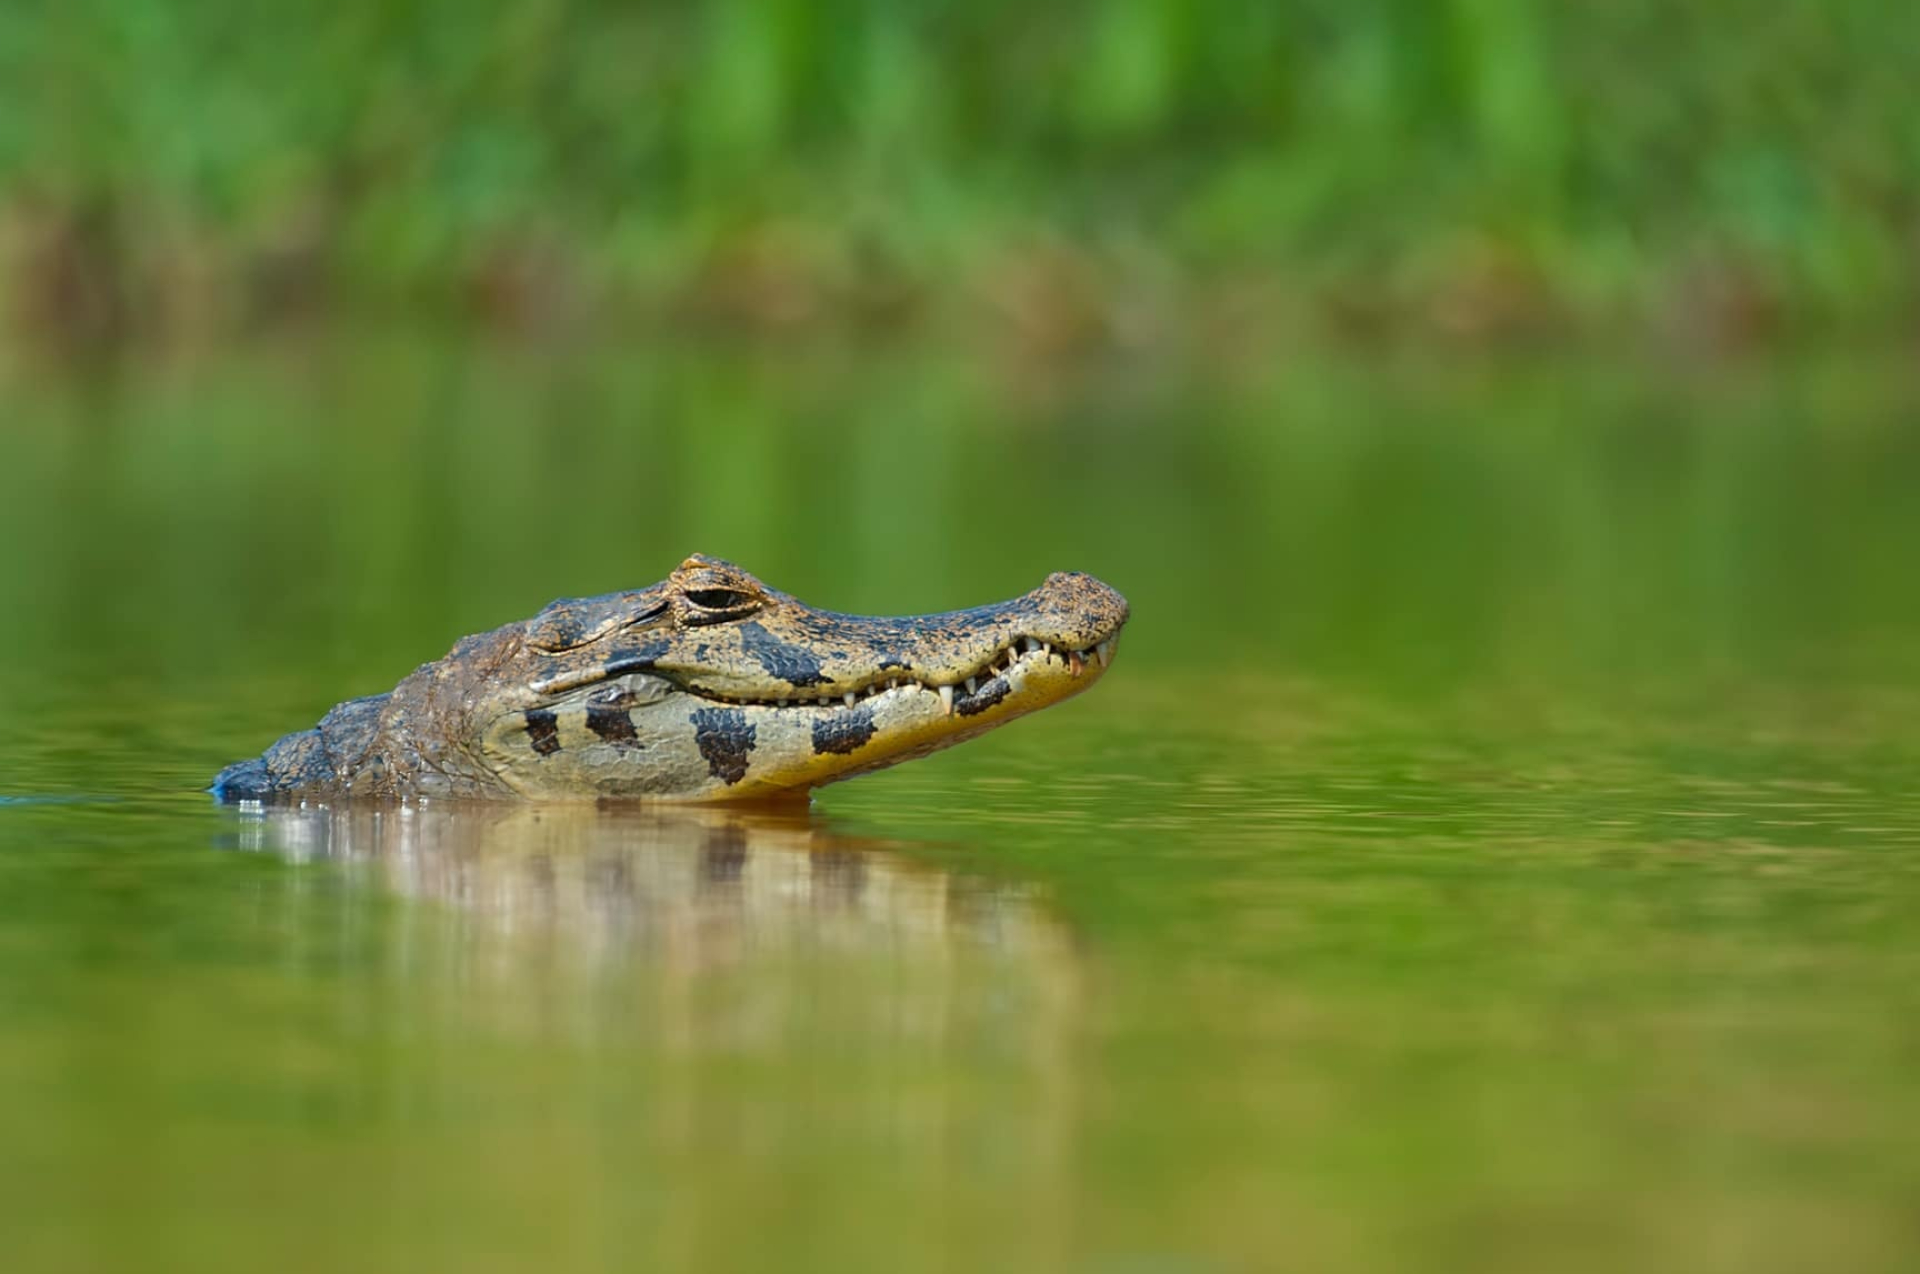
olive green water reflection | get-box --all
[1,343,1918,1274]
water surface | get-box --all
[1,343,1917,1273]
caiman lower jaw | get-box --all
[682,634,1119,717]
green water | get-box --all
[1,341,1918,1274]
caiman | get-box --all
[211,554,1128,803]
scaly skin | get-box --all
[212,554,1129,803]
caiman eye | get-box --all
[685,587,756,612]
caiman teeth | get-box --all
[938,685,955,716]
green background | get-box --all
[2,0,1917,339]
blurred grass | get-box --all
[0,0,1916,345]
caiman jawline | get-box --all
[680,634,1117,716]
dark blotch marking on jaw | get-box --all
[738,620,831,688]
[690,707,756,784]
[955,676,1011,717]
[811,704,877,755]
[586,705,639,746]
[525,709,561,755]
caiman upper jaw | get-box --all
[677,630,1122,716]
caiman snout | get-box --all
[1031,570,1131,648]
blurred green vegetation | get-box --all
[0,0,1916,342]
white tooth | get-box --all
[887,679,898,690]
[816,697,829,707]
[844,692,857,707]
[778,699,789,707]
[1041,642,1052,658]
[1095,640,1112,667]
[938,684,954,715]
[965,676,977,694]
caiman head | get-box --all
[470,555,1129,801]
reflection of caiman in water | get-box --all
[230,801,1081,1260]
[214,554,1127,803]
[232,800,1075,986]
